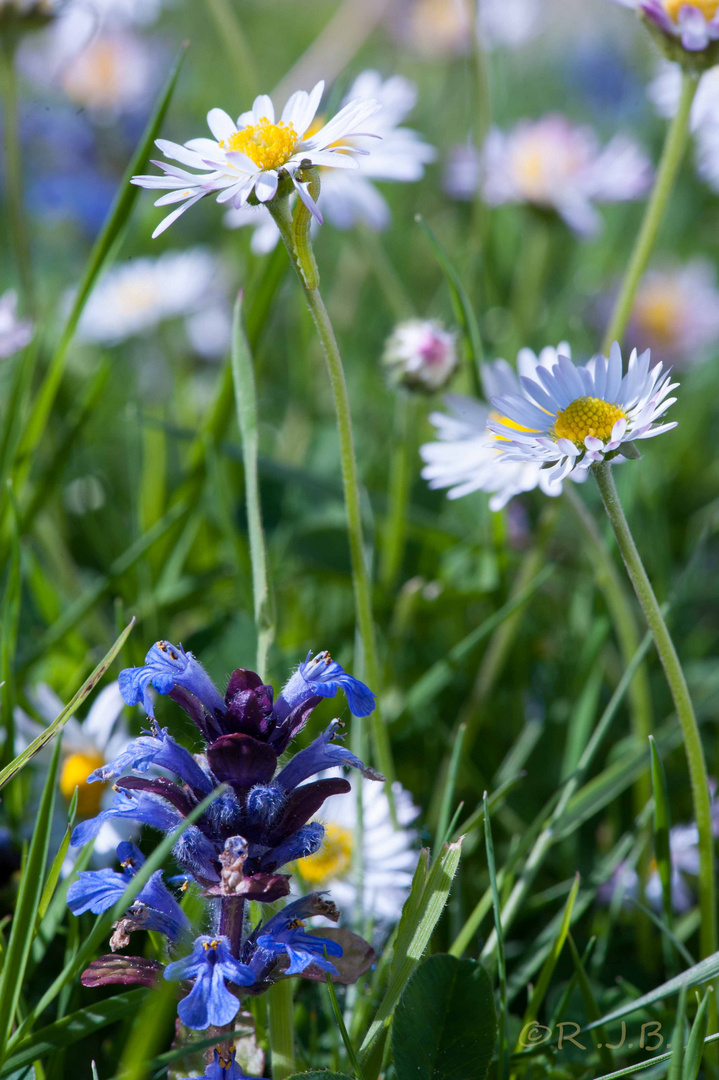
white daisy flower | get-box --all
[224,72,435,250]
[420,345,582,510]
[383,319,458,392]
[295,768,420,927]
[14,682,134,860]
[75,247,228,347]
[0,290,33,359]
[467,115,652,237]
[131,81,381,239]
[625,259,719,364]
[489,343,678,484]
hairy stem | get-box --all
[268,194,397,803]
[593,462,715,961]
[601,72,697,354]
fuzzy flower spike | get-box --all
[132,81,381,237]
[488,343,678,484]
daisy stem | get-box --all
[0,42,35,315]
[593,461,716,961]
[268,979,295,1080]
[601,71,698,355]
[268,194,397,809]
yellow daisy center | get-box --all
[553,396,627,447]
[634,283,682,345]
[220,118,298,170]
[59,752,106,817]
[664,0,718,21]
[296,823,353,886]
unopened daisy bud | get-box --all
[382,319,458,392]
[611,0,719,68]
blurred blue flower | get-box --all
[180,1049,255,1080]
[165,935,255,1030]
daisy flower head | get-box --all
[382,319,458,392]
[294,768,420,927]
[649,63,719,191]
[612,0,719,60]
[420,345,583,510]
[475,115,652,236]
[488,343,679,485]
[224,72,435,250]
[132,81,382,238]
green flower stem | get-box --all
[601,71,698,355]
[0,42,35,313]
[379,392,413,590]
[268,194,397,800]
[230,292,274,678]
[564,485,653,812]
[593,462,716,961]
[268,979,295,1080]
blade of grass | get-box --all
[683,988,712,1080]
[514,874,580,1050]
[415,214,484,389]
[326,974,364,1080]
[567,933,614,1074]
[433,723,466,857]
[231,290,275,677]
[13,44,188,470]
[485,793,509,1080]
[0,735,63,1057]
[668,986,688,1080]
[359,840,463,1075]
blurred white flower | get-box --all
[448,115,652,237]
[133,82,380,237]
[383,319,458,392]
[14,682,134,860]
[477,0,540,48]
[18,4,156,117]
[599,823,700,914]
[75,248,228,347]
[390,0,539,57]
[0,290,33,359]
[225,71,435,249]
[626,259,719,364]
[295,768,420,926]
[420,345,581,510]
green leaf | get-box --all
[0,617,135,789]
[0,735,63,1058]
[0,991,148,1076]
[15,44,188,464]
[392,955,496,1080]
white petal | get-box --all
[207,108,236,142]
